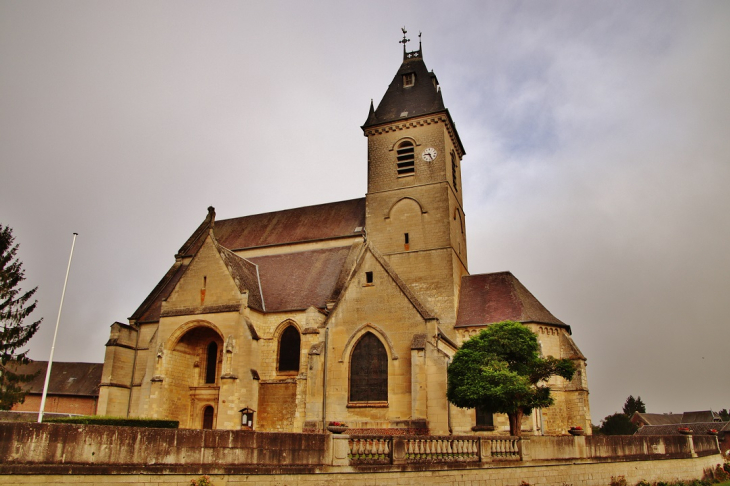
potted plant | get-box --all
[678,427,692,435]
[568,426,584,436]
[708,429,718,436]
[327,421,349,434]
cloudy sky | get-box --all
[1,1,728,424]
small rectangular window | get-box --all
[365,271,373,284]
[404,233,409,244]
[403,73,415,87]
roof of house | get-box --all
[635,421,730,436]
[179,199,366,257]
[132,199,366,322]
[632,412,684,426]
[249,246,353,312]
[9,361,102,397]
[455,271,567,330]
[682,410,722,423]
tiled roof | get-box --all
[180,199,366,257]
[636,421,730,436]
[249,246,354,312]
[9,361,102,397]
[455,271,567,330]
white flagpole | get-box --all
[38,232,78,423]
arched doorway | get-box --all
[202,405,215,429]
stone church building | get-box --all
[97,39,592,436]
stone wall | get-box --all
[1,422,723,486]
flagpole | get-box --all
[38,232,78,423]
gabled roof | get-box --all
[9,361,102,397]
[179,199,366,257]
[249,246,354,312]
[455,271,568,331]
[216,243,264,312]
[131,261,188,323]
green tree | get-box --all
[0,225,42,410]
[622,395,646,417]
[446,320,576,436]
[599,412,638,435]
[719,409,729,421]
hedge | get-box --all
[43,416,179,428]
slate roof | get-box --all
[682,411,722,423]
[455,271,568,330]
[179,199,366,257]
[249,246,353,312]
[9,361,102,397]
[636,421,730,436]
[633,412,683,426]
[362,48,465,155]
[132,199,367,322]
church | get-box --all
[97,35,592,436]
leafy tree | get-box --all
[622,395,646,417]
[600,412,638,435]
[447,320,576,436]
[0,225,42,410]
[719,409,729,421]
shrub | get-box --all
[611,476,628,486]
[43,416,179,428]
[191,476,213,486]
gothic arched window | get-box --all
[396,140,415,176]
[278,325,301,372]
[349,332,388,403]
[205,341,218,384]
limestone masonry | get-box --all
[97,38,592,436]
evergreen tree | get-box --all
[622,395,646,417]
[719,409,729,421]
[447,320,576,436]
[0,225,42,410]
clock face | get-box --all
[421,147,438,162]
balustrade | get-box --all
[348,437,392,464]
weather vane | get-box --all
[400,27,409,48]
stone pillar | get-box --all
[480,438,493,463]
[392,437,407,465]
[331,434,350,466]
[519,437,531,462]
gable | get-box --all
[164,234,262,313]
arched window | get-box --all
[278,325,301,372]
[349,332,388,402]
[205,341,218,384]
[202,405,214,429]
[396,140,415,175]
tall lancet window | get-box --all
[205,341,218,384]
[349,332,388,402]
[278,325,301,372]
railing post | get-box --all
[331,434,350,466]
[518,436,530,462]
[392,437,407,464]
[479,438,492,462]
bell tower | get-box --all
[363,31,468,332]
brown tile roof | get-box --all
[249,246,354,312]
[9,361,102,397]
[682,411,721,423]
[179,199,366,257]
[455,271,567,330]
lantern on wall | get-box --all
[239,407,255,429]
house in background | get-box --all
[9,361,103,416]
[633,410,729,457]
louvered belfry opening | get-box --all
[349,332,388,402]
[278,325,301,372]
[396,140,415,175]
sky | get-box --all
[1,1,728,424]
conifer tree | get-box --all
[0,225,42,410]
